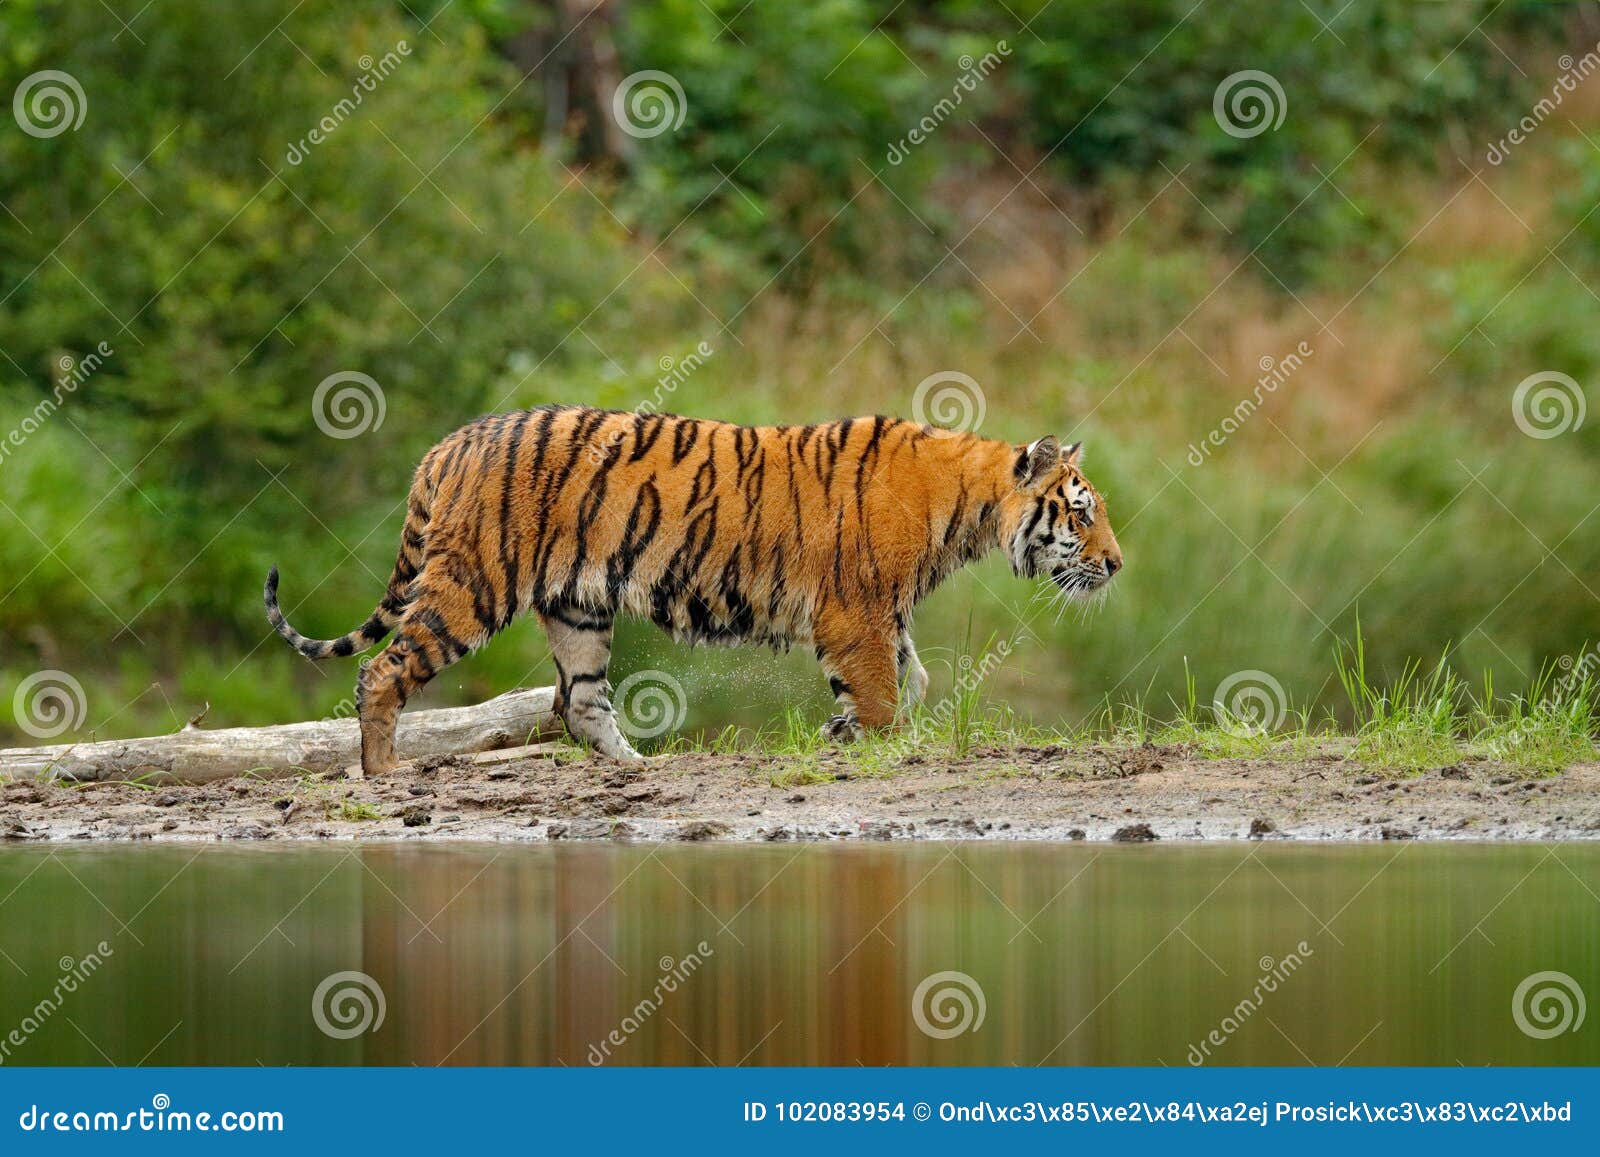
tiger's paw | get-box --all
[592,738,646,767]
[822,713,864,743]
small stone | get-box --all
[415,754,468,774]
[220,825,271,840]
[1112,822,1158,843]
[676,820,731,841]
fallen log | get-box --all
[0,687,560,784]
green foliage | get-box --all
[1008,0,1561,280]
[0,0,648,651]
[612,0,944,289]
[463,0,1570,288]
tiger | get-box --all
[264,405,1123,774]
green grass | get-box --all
[643,633,1598,778]
[328,798,382,822]
[264,772,386,823]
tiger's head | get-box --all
[1001,436,1123,598]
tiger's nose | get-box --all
[1103,555,1121,577]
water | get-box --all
[0,842,1594,1066]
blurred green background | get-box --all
[2,0,1598,745]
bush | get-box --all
[0,0,647,646]
[1008,0,1563,281]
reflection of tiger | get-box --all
[265,406,1123,773]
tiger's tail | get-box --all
[263,484,432,660]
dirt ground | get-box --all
[3,741,1599,842]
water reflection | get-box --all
[0,842,1595,1065]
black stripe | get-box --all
[547,605,614,632]
[671,418,700,465]
[414,608,469,661]
[629,412,668,462]
[494,409,534,627]
[606,479,662,592]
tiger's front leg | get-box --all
[815,611,899,743]
[539,607,644,765]
[896,628,930,712]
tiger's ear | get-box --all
[1062,441,1083,468]
[1014,436,1060,487]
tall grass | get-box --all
[650,629,1596,777]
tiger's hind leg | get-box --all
[539,605,642,764]
[357,557,495,775]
